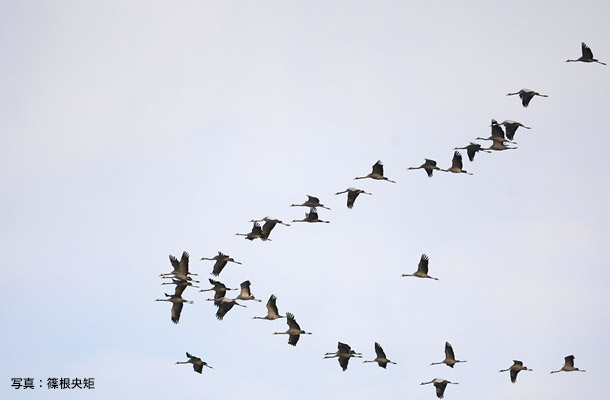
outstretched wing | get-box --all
[174,282,187,297]
[339,356,350,371]
[216,301,234,320]
[307,207,319,221]
[212,260,227,276]
[466,144,477,161]
[240,280,252,296]
[519,92,533,107]
[307,195,321,204]
[435,382,447,399]
[251,222,262,236]
[445,342,455,360]
[261,220,276,241]
[286,312,301,330]
[171,302,183,324]
[169,254,180,271]
[505,125,517,141]
[267,294,280,316]
[179,251,190,275]
[491,120,506,139]
[418,254,430,274]
[346,190,359,209]
[372,160,384,176]
[375,342,386,359]
[582,42,594,59]
[452,152,463,170]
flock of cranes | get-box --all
[155,41,601,396]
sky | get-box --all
[1,1,609,399]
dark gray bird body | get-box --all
[235,280,261,302]
[274,312,311,346]
[550,355,586,373]
[335,187,372,209]
[453,142,490,162]
[291,195,331,210]
[408,159,442,177]
[500,120,531,141]
[431,342,467,368]
[354,160,396,183]
[250,217,290,241]
[160,251,198,282]
[499,360,532,383]
[402,254,439,280]
[363,342,396,369]
[199,278,237,300]
[442,151,472,175]
[476,120,517,151]
[324,342,363,371]
[235,222,265,240]
[566,42,606,65]
[507,88,548,107]
[206,297,246,320]
[253,294,284,320]
[292,207,329,223]
[155,282,193,324]
[176,352,213,373]
[420,378,458,399]
[201,252,242,276]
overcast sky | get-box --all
[2,1,609,399]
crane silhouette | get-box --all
[234,280,262,302]
[292,207,329,223]
[499,360,532,383]
[160,251,198,283]
[507,88,548,107]
[334,187,372,209]
[199,278,237,299]
[249,217,290,241]
[475,119,513,143]
[476,120,517,151]
[354,160,396,183]
[402,254,439,280]
[363,342,397,369]
[235,222,265,241]
[176,352,213,374]
[201,252,242,277]
[430,342,467,368]
[155,282,193,324]
[324,342,363,371]
[291,195,331,210]
[499,120,531,141]
[453,142,490,162]
[273,312,311,346]
[407,159,443,177]
[420,378,458,399]
[253,294,284,320]
[205,297,247,321]
[442,151,472,175]
[566,42,606,65]
[550,355,586,373]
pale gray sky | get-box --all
[2,1,609,399]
